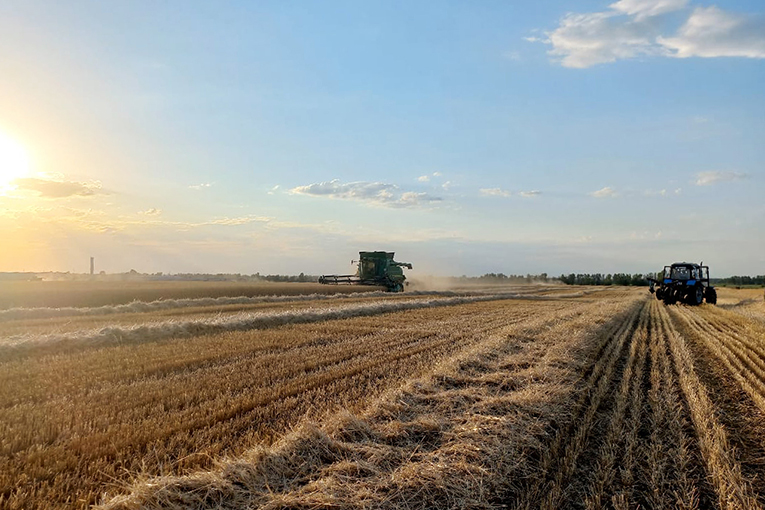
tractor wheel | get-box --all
[655,288,664,301]
[689,285,704,306]
[664,292,675,305]
[705,287,717,305]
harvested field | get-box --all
[2,284,764,509]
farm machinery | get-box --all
[649,262,717,305]
[319,251,412,292]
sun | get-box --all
[0,131,31,190]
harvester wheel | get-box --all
[393,283,404,293]
[705,287,717,305]
[690,285,704,306]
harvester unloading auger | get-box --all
[319,251,412,292]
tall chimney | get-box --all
[90,257,94,275]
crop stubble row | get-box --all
[99,291,765,510]
[99,290,644,509]
[0,295,579,509]
[4,287,764,510]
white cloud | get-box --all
[479,188,512,197]
[546,11,666,68]
[289,179,442,208]
[536,2,765,68]
[189,183,213,190]
[398,192,437,208]
[11,177,104,198]
[695,171,748,186]
[139,208,162,216]
[590,186,618,198]
[520,190,541,198]
[610,0,687,20]
[441,181,452,190]
[658,7,765,59]
[267,185,280,195]
[418,172,443,182]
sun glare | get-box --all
[0,131,31,191]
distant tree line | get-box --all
[456,273,550,283]
[258,273,317,283]
[558,273,650,286]
[712,275,765,286]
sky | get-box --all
[0,0,763,277]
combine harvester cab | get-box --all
[649,262,717,305]
[319,251,412,292]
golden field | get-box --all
[0,282,764,509]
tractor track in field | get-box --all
[669,304,765,507]
[509,298,765,510]
[510,297,646,510]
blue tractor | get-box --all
[649,262,717,305]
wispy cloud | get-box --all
[417,172,444,183]
[610,0,688,20]
[139,208,162,216]
[479,188,512,197]
[695,171,749,186]
[659,7,765,59]
[479,188,540,198]
[590,186,618,198]
[11,177,104,198]
[267,185,280,195]
[532,1,765,68]
[189,183,213,190]
[289,179,442,208]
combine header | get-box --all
[319,251,412,292]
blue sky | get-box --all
[0,0,763,276]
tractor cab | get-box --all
[652,262,716,305]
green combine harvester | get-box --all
[319,251,412,292]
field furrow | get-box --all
[97,291,644,510]
[659,302,763,510]
[511,299,644,510]
[667,304,765,507]
[0,296,587,509]
[644,300,705,510]
[583,300,649,510]
[673,306,765,413]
